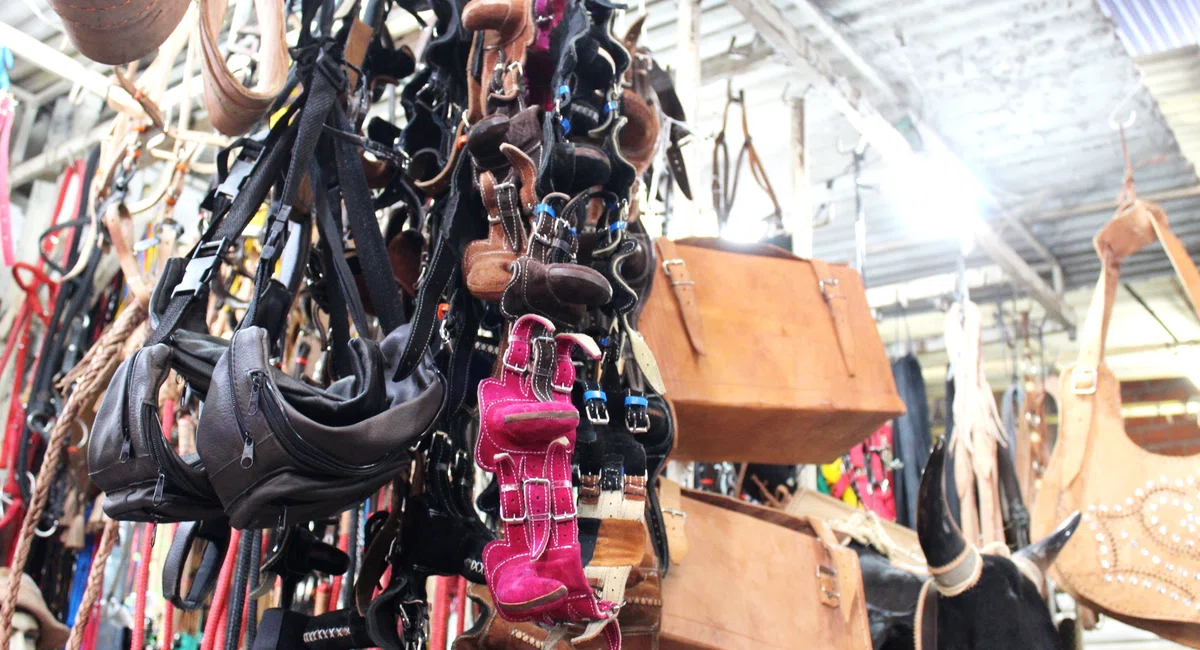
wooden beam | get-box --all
[0,21,144,117]
[783,0,897,101]
[725,0,1076,330]
[701,37,775,80]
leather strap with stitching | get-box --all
[654,239,705,355]
[810,258,857,377]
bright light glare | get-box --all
[883,151,987,244]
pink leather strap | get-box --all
[0,95,16,266]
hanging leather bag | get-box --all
[638,238,904,463]
[659,489,873,650]
[48,0,191,64]
[1032,199,1200,648]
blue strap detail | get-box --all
[608,221,627,232]
[535,203,557,218]
[604,100,619,114]
[584,390,607,402]
[625,395,649,407]
[558,84,571,97]
[561,117,571,135]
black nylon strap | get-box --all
[390,153,478,382]
[330,101,406,334]
[146,122,298,347]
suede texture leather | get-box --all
[474,315,619,648]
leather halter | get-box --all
[711,85,783,234]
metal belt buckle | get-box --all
[624,393,650,434]
[1071,366,1098,395]
[499,481,528,524]
[524,478,552,522]
[584,389,609,424]
[819,277,840,300]
[817,564,840,608]
[552,481,578,521]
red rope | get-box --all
[132,523,155,650]
[455,576,467,637]
[430,576,451,650]
[161,524,178,650]
[200,529,243,650]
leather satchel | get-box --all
[1032,199,1200,648]
[659,489,873,649]
[638,238,904,463]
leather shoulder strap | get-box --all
[914,579,938,650]
[1063,200,1200,487]
[654,239,705,354]
[811,259,856,377]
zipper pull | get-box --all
[241,437,256,469]
[152,474,165,505]
[248,374,262,416]
[119,438,132,463]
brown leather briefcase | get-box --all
[638,238,904,463]
[1033,199,1200,648]
[660,489,873,650]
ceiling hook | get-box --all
[1108,69,1144,130]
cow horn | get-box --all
[917,440,982,596]
[916,441,966,568]
[1015,511,1082,576]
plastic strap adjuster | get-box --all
[172,239,229,298]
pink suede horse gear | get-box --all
[476,315,619,647]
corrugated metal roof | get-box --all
[1097,0,1200,56]
[2,0,1198,308]
[630,0,1200,304]
[1138,45,1200,183]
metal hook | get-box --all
[1108,69,1143,130]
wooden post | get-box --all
[10,102,39,167]
[790,97,813,257]
[672,0,704,238]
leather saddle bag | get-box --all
[659,489,873,649]
[638,238,904,463]
[48,0,191,64]
[1033,199,1200,648]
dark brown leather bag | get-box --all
[49,0,191,64]
[659,489,873,649]
[638,238,904,463]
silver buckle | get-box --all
[1071,366,1098,395]
[524,478,552,522]
[819,278,840,300]
[552,481,578,521]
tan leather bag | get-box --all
[639,238,904,463]
[660,489,873,650]
[48,0,190,64]
[1032,199,1200,648]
